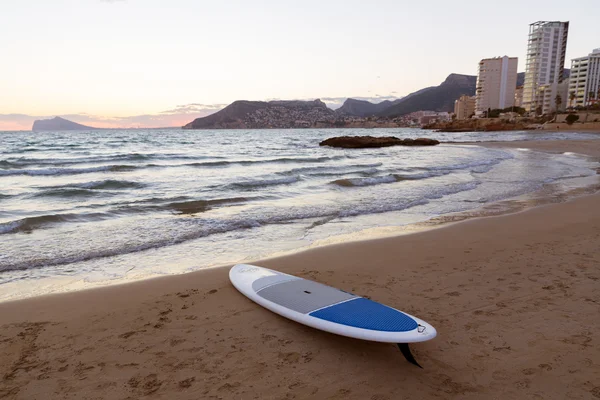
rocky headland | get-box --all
[183,99,336,129]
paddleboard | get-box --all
[229,264,437,366]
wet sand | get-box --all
[1,139,600,399]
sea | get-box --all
[1,128,599,301]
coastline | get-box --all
[1,139,600,399]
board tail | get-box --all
[397,343,423,368]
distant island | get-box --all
[32,117,99,131]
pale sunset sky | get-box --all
[1,0,598,130]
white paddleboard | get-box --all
[229,264,436,347]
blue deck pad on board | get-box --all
[309,298,418,332]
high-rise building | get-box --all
[454,95,476,119]
[475,56,518,115]
[569,48,600,108]
[522,21,569,115]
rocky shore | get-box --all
[319,136,440,148]
[423,119,536,132]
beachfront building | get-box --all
[569,48,600,108]
[407,111,451,125]
[475,56,518,115]
[515,86,524,108]
[454,95,476,119]
[522,21,569,115]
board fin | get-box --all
[398,343,423,368]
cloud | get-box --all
[0,103,225,131]
[100,0,126,3]
[160,103,228,115]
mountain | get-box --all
[338,70,567,118]
[182,99,336,129]
[183,69,571,127]
[32,117,98,131]
[377,74,477,117]
[336,98,403,117]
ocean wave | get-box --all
[29,188,102,199]
[38,180,145,193]
[186,160,232,168]
[230,176,301,189]
[0,180,486,271]
[428,154,513,172]
[337,198,430,218]
[72,179,145,190]
[332,175,399,187]
[281,163,383,176]
[0,164,138,177]
[0,153,217,169]
[0,153,150,167]
[0,197,433,272]
[0,212,108,235]
[330,173,434,187]
[424,181,480,200]
[98,196,253,217]
[186,155,346,169]
[166,197,249,215]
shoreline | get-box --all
[2,139,599,303]
[1,139,600,399]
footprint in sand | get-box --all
[371,395,390,400]
[538,363,552,371]
[492,370,510,381]
[514,379,531,389]
[522,368,536,376]
[278,351,301,364]
[178,377,195,389]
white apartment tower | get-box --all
[569,48,600,107]
[522,21,569,114]
[475,56,518,114]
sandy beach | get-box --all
[1,139,600,400]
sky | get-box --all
[1,0,599,130]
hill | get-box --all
[377,74,477,117]
[377,71,573,117]
[32,117,98,131]
[337,72,528,118]
[336,98,403,117]
[182,99,336,129]
[182,70,570,126]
